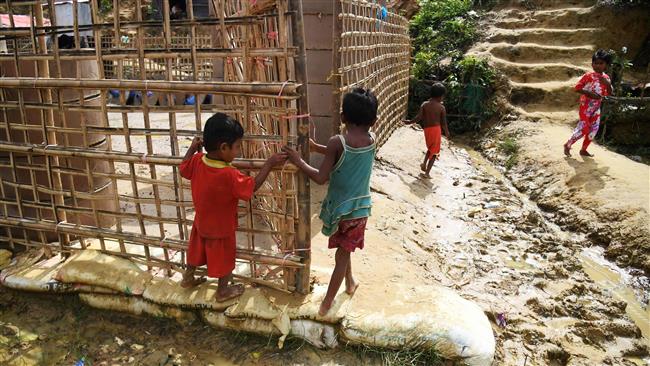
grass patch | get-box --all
[498,137,519,170]
[349,344,444,366]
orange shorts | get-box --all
[186,225,236,278]
[424,125,441,159]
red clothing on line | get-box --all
[180,153,255,278]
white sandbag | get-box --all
[202,310,281,336]
[79,293,196,325]
[224,287,281,320]
[202,310,339,349]
[1,253,69,292]
[143,277,234,311]
[290,319,338,349]
[0,251,117,294]
[267,284,351,324]
[55,250,152,295]
[340,284,495,366]
[0,249,12,270]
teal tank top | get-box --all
[320,134,376,236]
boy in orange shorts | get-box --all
[404,82,450,177]
[179,113,287,301]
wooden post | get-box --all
[288,0,311,294]
[331,0,342,135]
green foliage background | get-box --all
[408,0,496,133]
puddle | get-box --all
[580,247,650,343]
[503,257,536,271]
[625,357,649,366]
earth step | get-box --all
[494,0,597,11]
[489,59,589,83]
[509,80,579,112]
[486,28,601,47]
[488,43,594,64]
[494,7,598,30]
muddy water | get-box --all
[580,248,650,342]
[394,131,650,365]
[464,141,650,348]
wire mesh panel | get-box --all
[335,0,410,148]
[0,0,310,293]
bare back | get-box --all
[420,99,444,128]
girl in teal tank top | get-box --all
[283,88,378,317]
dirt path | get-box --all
[469,1,650,273]
[3,126,647,365]
[371,127,648,365]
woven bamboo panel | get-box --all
[0,0,310,293]
[335,0,410,147]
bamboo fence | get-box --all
[0,0,311,293]
[333,0,410,147]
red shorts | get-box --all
[424,125,441,159]
[186,225,236,278]
[328,217,368,252]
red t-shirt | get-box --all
[180,153,255,239]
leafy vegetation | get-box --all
[498,137,519,170]
[408,0,497,133]
[100,0,113,14]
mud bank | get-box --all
[479,121,650,274]
[469,0,650,274]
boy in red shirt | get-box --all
[180,113,287,301]
[564,49,613,157]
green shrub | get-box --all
[409,56,496,133]
[408,1,496,133]
[498,137,519,170]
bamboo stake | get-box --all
[287,0,310,294]
[0,78,300,95]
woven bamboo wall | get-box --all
[334,0,410,147]
[0,0,311,293]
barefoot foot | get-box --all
[564,144,571,157]
[579,150,594,157]
[180,276,206,289]
[420,162,427,172]
[346,282,360,296]
[216,284,244,302]
[318,299,333,317]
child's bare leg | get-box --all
[181,266,206,288]
[345,260,359,296]
[423,155,436,177]
[421,153,428,172]
[320,248,350,316]
[216,273,244,302]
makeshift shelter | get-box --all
[0,0,410,294]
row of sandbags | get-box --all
[0,249,495,365]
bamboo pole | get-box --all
[331,0,342,135]
[35,1,69,254]
[0,78,300,95]
[288,0,310,294]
